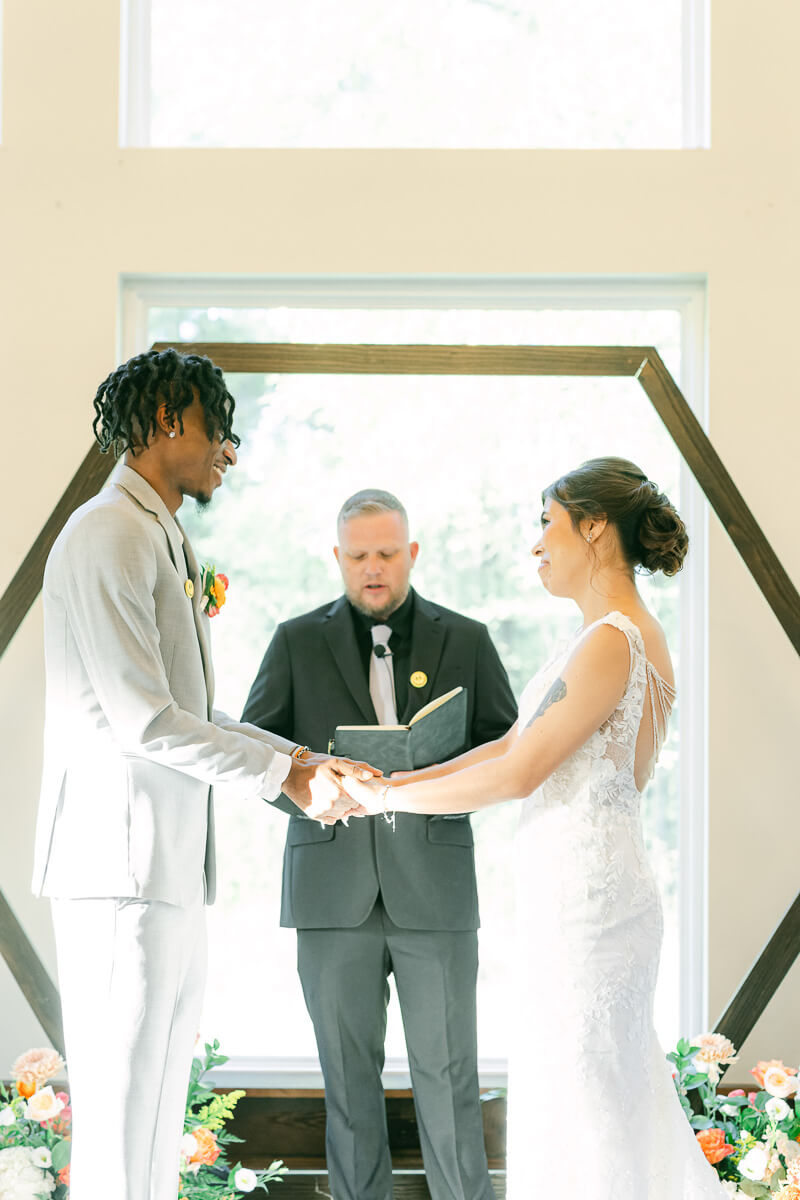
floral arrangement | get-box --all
[200,564,229,617]
[0,1047,70,1198]
[671,1034,800,1197]
[179,1040,286,1198]
[0,1041,286,1199]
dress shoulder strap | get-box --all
[596,611,676,766]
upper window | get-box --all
[121,0,708,148]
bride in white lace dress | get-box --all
[344,457,725,1197]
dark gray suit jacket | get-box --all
[242,591,517,931]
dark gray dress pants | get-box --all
[297,898,494,1200]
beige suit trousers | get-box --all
[51,893,206,1200]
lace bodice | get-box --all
[517,609,675,817]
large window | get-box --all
[121,0,708,148]
[123,277,707,1084]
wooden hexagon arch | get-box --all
[1,342,798,1062]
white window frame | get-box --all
[121,274,708,1087]
[119,1,710,149]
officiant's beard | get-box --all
[348,582,408,622]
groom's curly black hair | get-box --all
[92,347,240,457]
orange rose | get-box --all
[187,1126,220,1167]
[212,581,226,608]
[58,1164,70,1186]
[16,1078,36,1098]
[751,1060,798,1089]
[695,1128,735,1164]
[216,574,229,590]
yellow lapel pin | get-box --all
[185,579,195,599]
[410,670,427,689]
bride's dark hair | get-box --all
[542,457,689,577]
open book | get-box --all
[330,687,468,776]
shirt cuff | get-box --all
[263,749,293,802]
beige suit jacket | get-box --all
[32,462,293,904]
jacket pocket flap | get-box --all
[426,817,474,846]
[287,820,336,846]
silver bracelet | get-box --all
[379,783,396,833]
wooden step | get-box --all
[226,1091,507,1171]
[275,1172,507,1199]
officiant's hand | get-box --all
[284,752,380,824]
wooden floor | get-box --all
[277,1172,507,1199]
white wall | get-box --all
[1,0,798,1080]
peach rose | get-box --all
[25,1085,65,1123]
[185,1126,219,1168]
[764,1065,798,1099]
[696,1128,735,1165]
[58,1164,70,1187]
[751,1060,798,1089]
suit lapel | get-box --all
[323,598,376,724]
[402,594,445,722]
[178,525,215,716]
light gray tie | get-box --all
[369,624,398,725]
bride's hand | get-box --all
[338,774,390,816]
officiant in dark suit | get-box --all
[242,489,517,1200]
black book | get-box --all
[331,687,468,776]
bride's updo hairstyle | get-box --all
[542,457,689,577]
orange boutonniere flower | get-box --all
[200,564,229,618]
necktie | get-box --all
[370,624,398,725]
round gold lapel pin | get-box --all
[410,670,427,689]
[185,579,195,599]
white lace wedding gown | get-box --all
[505,611,725,1197]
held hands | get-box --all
[283,752,382,824]
[337,772,392,817]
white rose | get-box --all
[765,1096,791,1123]
[738,1145,769,1181]
[31,1146,52,1168]
[721,1103,739,1117]
[180,1133,198,1161]
[0,1146,55,1199]
[234,1167,258,1192]
[24,1086,65,1123]
[0,1107,15,1126]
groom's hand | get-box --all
[283,752,380,824]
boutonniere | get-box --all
[200,563,229,617]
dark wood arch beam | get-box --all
[1,342,798,1058]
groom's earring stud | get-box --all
[586,533,593,543]
[168,431,176,438]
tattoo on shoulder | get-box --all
[524,677,567,730]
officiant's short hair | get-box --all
[337,489,408,531]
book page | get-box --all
[408,686,463,726]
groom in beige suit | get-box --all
[32,348,371,1200]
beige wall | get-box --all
[1,0,798,1081]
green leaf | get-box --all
[51,1139,71,1170]
[690,1115,715,1130]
